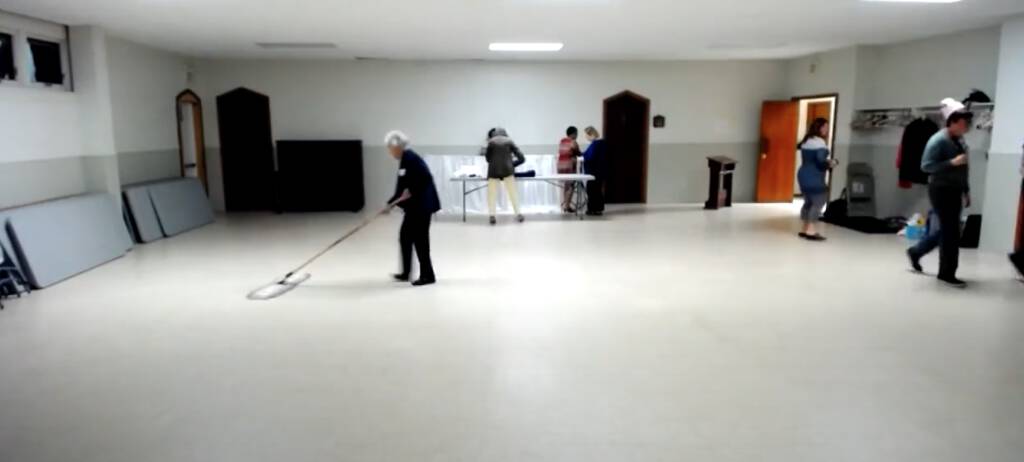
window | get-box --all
[27,38,63,85]
[0,32,15,81]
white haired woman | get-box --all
[385,130,441,286]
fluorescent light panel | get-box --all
[862,0,961,3]
[489,42,564,52]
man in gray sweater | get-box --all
[907,110,972,287]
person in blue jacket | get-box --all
[385,130,441,286]
[582,126,607,216]
[796,118,837,241]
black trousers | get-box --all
[928,184,964,279]
[587,177,605,213]
[399,213,434,280]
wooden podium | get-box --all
[705,156,737,210]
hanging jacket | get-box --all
[797,137,830,194]
[898,118,939,185]
[481,127,526,179]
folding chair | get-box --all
[0,242,30,310]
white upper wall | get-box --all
[195,59,789,148]
[106,36,188,153]
[991,18,1024,154]
[855,27,1001,110]
[785,47,859,148]
[0,87,81,162]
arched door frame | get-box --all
[175,89,208,192]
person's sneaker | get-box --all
[489,216,497,225]
[798,232,809,239]
[412,278,436,287]
[516,214,525,223]
[907,249,923,273]
[938,275,967,288]
[805,234,827,242]
[392,273,410,282]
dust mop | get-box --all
[247,196,407,300]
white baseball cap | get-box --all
[940,97,966,122]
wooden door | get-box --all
[757,101,799,203]
[176,90,208,192]
[603,91,650,204]
[216,87,276,212]
[1016,178,1023,252]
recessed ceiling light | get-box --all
[861,0,961,3]
[256,42,338,50]
[489,42,564,52]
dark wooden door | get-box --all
[1016,178,1023,252]
[603,91,650,204]
[216,88,275,211]
[756,101,799,203]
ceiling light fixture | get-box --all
[861,0,961,3]
[489,42,564,52]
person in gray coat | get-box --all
[481,127,526,225]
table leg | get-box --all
[462,181,467,223]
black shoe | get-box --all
[907,249,923,273]
[392,273,410,282]
[489,216,497,225]
[412,278,436,287]
[938,275,967,288]
[805,234,827,242]
[1010,253,1024,277]
[517,214,525,223]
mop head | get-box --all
[247,273,311,301]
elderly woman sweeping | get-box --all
[385,130,440,286]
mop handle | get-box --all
[283,197,406,279]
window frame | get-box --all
[26,35,67,88]
[0,28,17,84]
[0,12,72,92]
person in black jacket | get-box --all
[582,126,607,216]
[385,130,441,287]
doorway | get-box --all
[602,91,650,204]
[176,90,208,192]
[216,87,276,212]
[792,94,838,196]
[756,95,839,203]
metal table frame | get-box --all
[451,175,594,222]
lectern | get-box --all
[705,156,736,210]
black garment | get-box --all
[389,149,441,214]
[898,118,939,185]
[399,213,434,280]
[929,184,964,279]
[0,32,15,81]
[587,177,605,214]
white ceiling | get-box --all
[2,0,1023,60]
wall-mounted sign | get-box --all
[653,115,666,128]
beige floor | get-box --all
[0,204,1022,462]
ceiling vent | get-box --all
[256,42,338,50]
